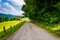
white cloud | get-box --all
[3,2,16,11]
[8,0,25,6]
[1,2,24,15]
[0,0,25,15]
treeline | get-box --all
[22,0,60,23]
[0,16,21,22]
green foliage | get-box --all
[22,0,60,23]
[0,16,21,22]
[22,0,60,36]
[0,17,9,22]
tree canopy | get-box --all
[22,0,60,23]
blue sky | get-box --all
[0,0,25,15]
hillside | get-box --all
[0,13,15,18]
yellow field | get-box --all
[0,21,21,32]
[0,18,28,32]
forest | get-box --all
[0,16,21,22]
[22,0,60,23]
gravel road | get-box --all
[7,21,60,40]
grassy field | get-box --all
[0,21,21,32]
[0,18,27,40]
[0,18,28,32]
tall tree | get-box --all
[22,0,60,23]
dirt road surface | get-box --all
[7,21,60,40]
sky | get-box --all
[0,0,25,15]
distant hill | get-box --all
[0,13,15,18]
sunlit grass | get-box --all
[51,25,60,31]
[22,17,29,21]
[0,18,27,40]
[0,18,28,32]
[0,21,21,32]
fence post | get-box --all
[10,25,12,29]
[3,26,6,33]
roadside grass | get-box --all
[31,20,60,37]
[0,18,27,40]
[22,17,29,21]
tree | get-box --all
[22,0,60,23]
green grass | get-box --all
[0,18,27,40]
[0,17,28,32]
[0,21,25,40]
[0,21,21,32]
[31,20,60,37]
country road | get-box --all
[7,21,60,40]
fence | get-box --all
[3,25,13,34]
